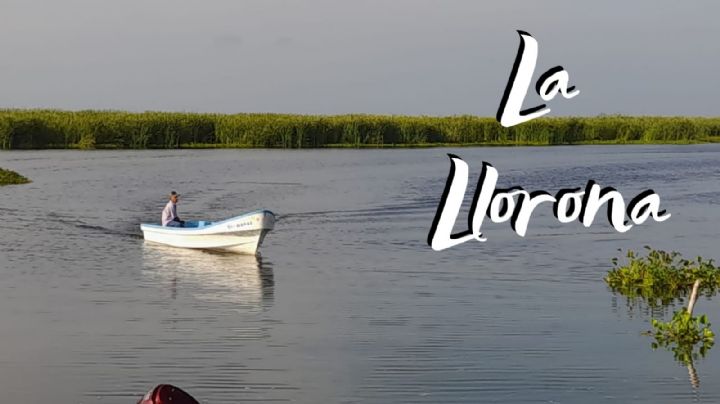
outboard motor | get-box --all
[137,384,200,404]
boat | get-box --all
[140,210,275,255]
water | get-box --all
[1,145,720,403]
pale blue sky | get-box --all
[0,0,717,115]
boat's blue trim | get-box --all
[141,209,274,232]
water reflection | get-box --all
[609,292,682,319]
[610,291,711,395]
[5,147,720,403]
[141,244,274,311]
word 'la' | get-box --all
[427,155,670,251]
[496,31,579,127]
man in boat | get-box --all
[162,191,185,227]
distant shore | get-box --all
[1,109,718,149]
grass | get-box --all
[0,167,30,186]
[0,109,719,149]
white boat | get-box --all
[140,210,275,255]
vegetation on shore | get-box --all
[0,109,718,149]
[0,167,30,186]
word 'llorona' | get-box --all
[427,156,670,251]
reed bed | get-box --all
[0,109,718,149]
[0,167,30,186]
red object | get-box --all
[137,384,200,404]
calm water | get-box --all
[1,146,720,403]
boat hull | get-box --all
[140,210,274,255]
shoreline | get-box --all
[2,139,718,150]
[1,109,718,149]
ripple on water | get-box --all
[2,147,720,403]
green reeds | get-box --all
[0,109,718,149]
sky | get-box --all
[0,0,718,116]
